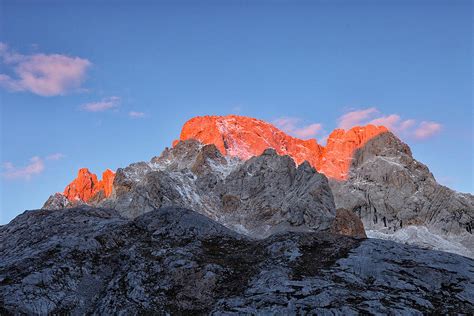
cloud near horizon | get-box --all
[80,96,120,112]
[337,108,442,140]
[0,43,91,96]
[273,117,323,139]
[2,153,65,181]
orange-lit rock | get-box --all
[179,115,325,167]
[319,125,388,180]
[177,115,387,180]
[98,169,115,198]
[63,168,115,202]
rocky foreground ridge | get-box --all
[46,115,474,257]
[1,207,473,314]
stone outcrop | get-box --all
[102,140,336,238]
[332,208,367,238]
[62,168,115,203]
[1,206,473,314]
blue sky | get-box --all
[1,0,472,224]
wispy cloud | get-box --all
[128,111,146,118]
[0,42,91,96]
[414,121,442,139]
[337,107,442,140]
[2,153,65,180]
[81,96,120,112]
[2,157,45,180]
[273,117,323,139]
[337,107,378,130]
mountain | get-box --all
[43,115,473,257]
[3,114,474,314]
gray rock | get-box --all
[102,140,336,238]
[330,132,474,255]
[42,193,72,210]
[1,206,472,314]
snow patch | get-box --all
[367,226,474,259]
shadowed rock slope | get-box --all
[1,207,473,314]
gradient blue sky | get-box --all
[1,0,472,224]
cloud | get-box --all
[46,153,65,161]
[414,121,442,139]
[2,152,65,180]
[0,42,91,96]
[2,156,45,180]
[337,107,378,129]
[128,111,146,118]
[337,107,442,140]
[273,117,323,139]
[81,96,120,112]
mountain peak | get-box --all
[63,168,115,202]
[177,115,388,180]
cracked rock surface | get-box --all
[1,206,473,314]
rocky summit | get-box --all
[2,114,473,314]
[62,168,115,203]
[177,115,388,180]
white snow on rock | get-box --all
[367,225,474,259]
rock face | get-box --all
[63,168,115,203]
[332,208,367,239]
[102,140,336,238]
[330,132,474,257]
[1,206,473,314]
[177,115,387,180]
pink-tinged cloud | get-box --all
[414,121,442,139]
[399,119,416,131]
[81,97,120,112]
[369,114,401,129]
[273,117,323,139]
[0,43,91,96]
[129,111,146,118]
[2,156,45,180]
[337,107,378,129]
[293,123,323,138]
[337,107,442,140]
